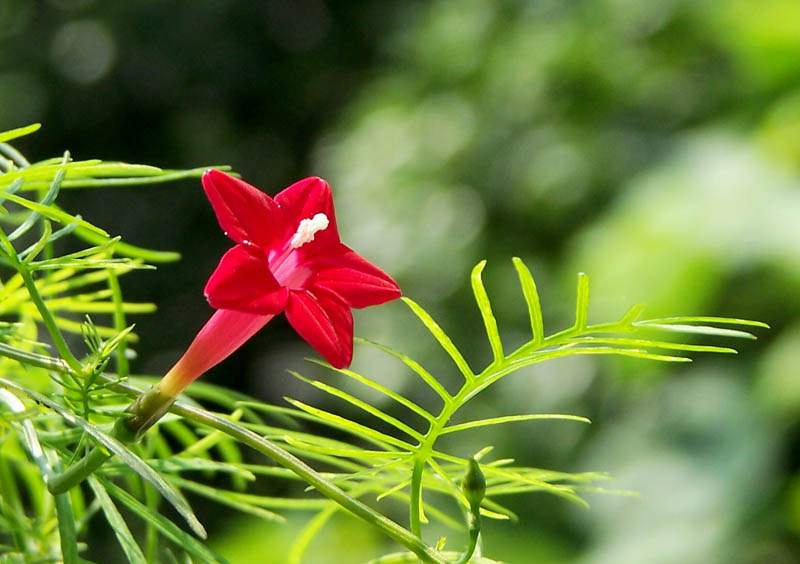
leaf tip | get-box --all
[193,523,208,539]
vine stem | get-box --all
[48,446,115,493]
[49,384,175,494]
[170,402,448,564]
[94,376,450,564]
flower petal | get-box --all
[202,169,280,249]
[274,177,340,255]
[160,309,275,396]
[205,244,289,314]
[311,246,401,308]
[285,288,353,369]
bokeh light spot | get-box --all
[49,20,116,84]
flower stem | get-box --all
[170,400,447,564]
[409,458,424,537]
[47,385,174,495]
[455,524,480,564]
[456,458,484,564]
[49,374,448,563]
[48,446,112,495]
[94,375,448,564]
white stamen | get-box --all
[290,213,330,248]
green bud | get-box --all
[462,457,486,513]
[123,385,175,440]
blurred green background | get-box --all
[2,0,800,562]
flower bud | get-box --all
[462,457,486,513]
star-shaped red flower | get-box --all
[201,169,400,368]
[159,171,401,397]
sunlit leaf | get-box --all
[635,322,758,340]
[0,191,107,236]
[309,357,436,423]
[289,370,425,442]
[441,413,591,434]
[357,338,452,404]
[512,257,544,344]
[0,124,41,144]
[402,297,475,382]
[471,260,503,363]
[285,398,416,453]
[574,272,589,330]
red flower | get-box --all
[159,170,401,397]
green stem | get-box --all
[455,524,479,564]
[50,374,448,564]
[17,266,83,374]
[167,401,448,564]
[107,269,129,377]
[0,228,84,374]
[48,385,174,494]
[409,459,425,537]
[48,447,113,495]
